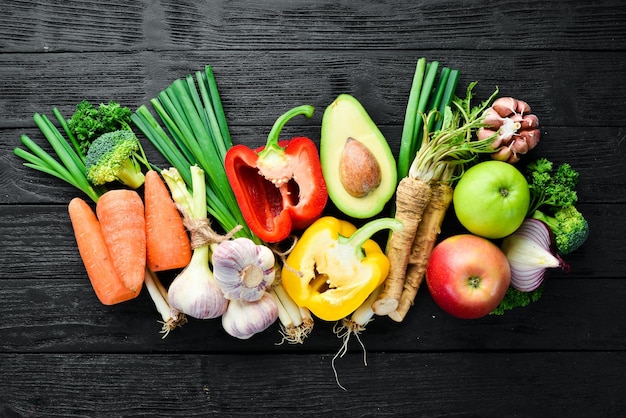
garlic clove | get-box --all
[491,146,515,163]
[477,127,499,144]
[514,99,531,115]
[492,97,519,117]
[521,114,539,129]
[482,107,504,128]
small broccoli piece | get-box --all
[525,157,579,215]
[533,206,589,255]
[491,286,544,315]
[85,130,149,189]
[67,100,132,157]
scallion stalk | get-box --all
[131,66,257,242]
[14,112,105,202]
[397,59,460,180]
[397,58,427,180]
[411,60,439,144]
[425,67,451,132]
[434,69,460,132]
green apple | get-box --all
[453,161,530,239]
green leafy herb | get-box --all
[67,100,133,158]
[491,286,544,315]
[14,110,107,202]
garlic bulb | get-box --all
[212,238,276,302]
[478,96,541,164]
[168,245,229,319]
[221,292,278,339]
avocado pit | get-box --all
[339,137,382,198]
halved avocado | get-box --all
[320,94,397,218]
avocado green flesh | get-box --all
[320,94,397,219]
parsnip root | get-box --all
[372,176,431,316]
[388,181,453,322]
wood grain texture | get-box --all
[1,352,624,416]
[1,0,625,415]
[2,50,625,128]
[2,0,626,53]
[1,277,625,353]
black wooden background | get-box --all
[1,1,625,416]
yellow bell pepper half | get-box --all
[281,216,403,321]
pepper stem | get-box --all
[340,218,404,252]
[258,105,315,157]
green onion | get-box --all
[131,66,258,243]
[14,111,106,202]
[397,58,426,180]
[415,60,440,139]
[397,59,459,180]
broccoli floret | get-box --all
[491,286,544,315]
[85,129,149,189]
[525,157,579,215]
[533,206,589,255]
[67,100,132,157]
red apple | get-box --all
[426,234,511,319]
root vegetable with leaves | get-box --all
[373,66,501,321]
[13,103,184,334]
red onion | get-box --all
[501,219,569,292]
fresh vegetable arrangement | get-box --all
[13,58,589,386]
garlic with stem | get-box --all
[168,245,228,319]
[212,237,276,302]
[221,292,278,339]
[162,166,228,320]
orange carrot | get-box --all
[388,181,453,322]
[144,170,192,272]
[372,176,431,316]
[68,197,138,305]
[96,189,146,293]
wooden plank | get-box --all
[1,49,625,128]
[2,0,625,53]
[1,276,624,353]
[1,352,624,416]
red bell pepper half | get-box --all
[225,105,328,243]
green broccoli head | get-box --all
[85,130,148,189]
[532,206,589,255]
